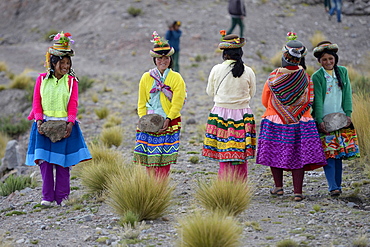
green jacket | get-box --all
[311,66,352,124]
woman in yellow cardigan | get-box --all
[133,31,186,178]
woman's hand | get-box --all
[318,122,329,134]
[345,116,352,127]
[159,118,170,133]
[37,120,44,135]
[64,122,74,138]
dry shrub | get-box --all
[103,115,122,129]
[309,30,327,47]
[79,143,126,195]
[276,239,299,247]
[352,93,370,160]
[94,106,109,119]
[176,211,242,247]
[270,51,282,68]
[10,73,33,90]
[347,65,362,83]
[0,61,8,72]
[195,171,253,216]
[351,75,370,95]
[100,126,123,148]
[0,132,10,158]
[106,164,174,221]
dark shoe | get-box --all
[330,190,341,197]
[270,188,284,196]
[293,194,306,202]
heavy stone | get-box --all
[323,113,348,132]
[40,120,67,143]
[137,114,165,133]
[2,140,24,170]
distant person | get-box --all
[166,21,182,72]
[256,33,327,202]
[324,0,331,12]
[328,0,342,22]
[312,41,360,196]
[133,31,186,178]
[26,31,92,206]
[202,31,256,180]
[227,0,246,38]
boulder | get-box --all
[40,120,67,142]
[137,114,165,133]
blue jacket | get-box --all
[165,29,182,51]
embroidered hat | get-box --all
[218,30,245,49]
[282,48,302,66]
[45,31,75,72]
[313,41,339,58]
[282,32,307,56]
[149,31,174,57]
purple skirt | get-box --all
[256,115,327,170]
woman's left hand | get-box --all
[159,118,170,133]
[345,116,352,127]
[64,122,73,138]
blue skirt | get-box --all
[26,122,92,167]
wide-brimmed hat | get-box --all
[218,30,245,49]
[149,31,174,57]
[282,32,307,56]
[313,41,339,58]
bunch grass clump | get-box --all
[78,76,95,93]
[0,61,8,72]
[352,93,370,159]
[103,115,122,129]
[0,132,10,158]
[195,171,253,216]
[0,175,36,196]
[270,51,282,68]
[127,6,142,17]
[0,115,31,137]
[94,106,109,119]
[9,73,34,90]
[309,30,327,47]
[276,239,299,247]
[100,126,123,148]
[352,76,370,95]
[106,165,174,221]
[176,211,242,247]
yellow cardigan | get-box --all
[137,69,186,120]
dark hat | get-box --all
[149,31,174,57]
[218,31,245,49]
[313,41,339,58]
[282,48,302,66]
[282,32,307,56]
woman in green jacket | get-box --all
[311,41,360,197]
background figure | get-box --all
[26,32,91,206]
[324,0,331,12]
[256,33,327,201]
[202,32,256,180]
[227,0,246,38]
[133,31,186,178]
[312,41,360,197]
[165,21,182,72]
[329,0,342,22]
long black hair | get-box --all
[48,55,72,78]
[222,48,245,78]
[318,50,342,89]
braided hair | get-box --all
[222,48,245,78]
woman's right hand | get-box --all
[37,120,44,135]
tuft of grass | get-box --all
[352,76,370,95]
[119,211,140,227]
[0,115,31,137]
[78,76,95,93]
[91,93,99,103]
[127,6,142,17]
[176,211,242,247]
[0,61,8,72]
[309,30,327,48]
[94,106,109,119]
[352,93,370,159]
[195,171,253,216]
[106,164,174,221]
[103,115,122,129]
[87,142,124,163]
[0,132,10,158]
[9,73,34,90]
[312,204,321,212]
[43,29,58,41]
[189,156,199,164]
[276,239,299,247]
[270,51,282,67]
[100,126,123,148]
[352,235,369,247]
[0,175,36,196]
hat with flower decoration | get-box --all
[150,31,174,57]
[313,41,339,58]
[282,32,307,56]
[218,30,245,49]
[44,31,75,73]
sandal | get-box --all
[293,194,306,202]
[270,188,284,196]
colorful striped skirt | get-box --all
[256,115,327,170]
[26,122,92,168]
[133,117,181,167]
[202,106,256,162]
[319,123,360,160]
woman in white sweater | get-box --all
[202,32,256,180]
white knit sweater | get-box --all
[206,60,256,109]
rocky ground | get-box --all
[0,0,370,246]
